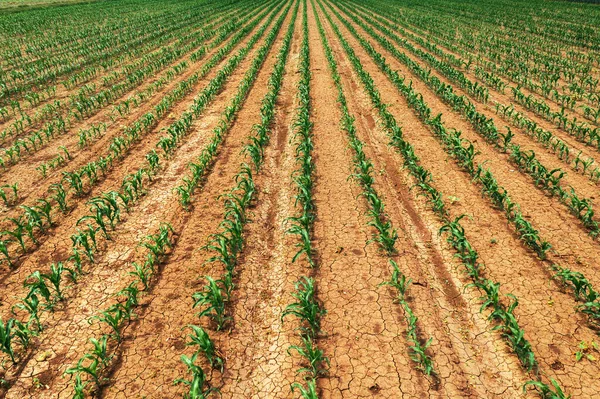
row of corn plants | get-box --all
[317,2,568,397]
[281,5,328,397]
[65,223,175,398]
[191,0,294,333]
[312,0,435,377]
[329,0,600,239]
[0,0,284,270]
[0,2,285,370]
[183,3,297,397]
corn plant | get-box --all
[63,171,85,197]
[88,335,112,368]
[174,352,219,399]
[0,183,18,206]
[0,315,35,364]
[117,282,140,311]
[524,379,571,399]
[89,303,130,342]
[71,228,96,264]
[50,182,69,213]
[192,276,229,331]
[0,318,18,364]
[183,325,223,371]
[282,277,325,338]
[291,379,318,399]
[0,239,13,268]
[287,335,329,379]
[65,354,103,391]
[24,271,54,309]
[129,262,152,291]
[12,294,42,331]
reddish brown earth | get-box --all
[1,0,599,398]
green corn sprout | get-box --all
[24,271,54,309]
[524,379,571,399]
[282,277,325,337]
[192,276,229,331]
[12,293,42,331]
[287,335,329,379]
[291,379,318,399]
[183,325,223,371]
[174,352,219,399]
[50,183,69,213]
[129,262,151,291]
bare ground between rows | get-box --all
[215,12,303,397]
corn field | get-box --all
[0,0,599,397]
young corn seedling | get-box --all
[575,340,599,362]
[70,373,88,399]
[50,183,69,213]
[282,277,325,338]
[291,379,318,399]
[116,282,140,311]
[183,324,223,371]
[174,352,219,399]
[287,335,329,379]
[88,335,112,368]
[0,318,34,364]
[65,354,103,391]
[0,183,18,206]
[34,199,53,227]
[42,262,75,301]
[524,379,571,399]
[129,262,152,291]
[5,218,27,253]
[71,228,96,264]
[12,293,43,331]
[192,276,229,331]
[90,303,129,342]
[0,318,18,364]
[24,271,54,309]
[63,172,85,197]
[0,239,13,268]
